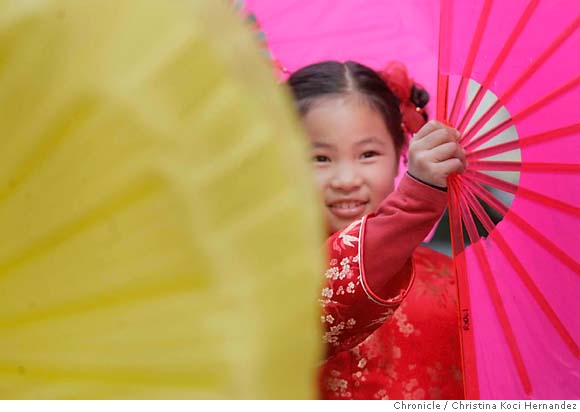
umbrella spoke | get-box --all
[461,176,509,216]
[447,178,480,400]
[457,179,580,357]
[471,240,533,394]
[460,13,580,146]
[0,178,161,281]
[456,185,481,244]
[459,175,580,276]
[505,212,580,276]
[489,230,580,358]
[469,160,521,172]
[457,86,484,134]
[456,177,496,234]
[464,74,580,152]
[448,0,493,126]
[467,123,580,160]
[456,0,539,133]
[436,0,453,122]
[448,177,467,257]
[454,179,532,395]
[469,160,580,173]
[465,170,580,217]
[462,117,513,154]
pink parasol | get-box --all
[245,0,580,399]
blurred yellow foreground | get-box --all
[0,0,323,399]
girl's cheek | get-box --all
[314,167,331,187]
[313,171,330,197]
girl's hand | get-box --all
[407,120,466,188]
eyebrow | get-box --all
[355,137,386,147]
[311,136,386,150]
[312,141,335,149]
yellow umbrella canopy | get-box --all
[0,0,324,399]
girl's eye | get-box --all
[313,155,331,163]
[361,151,379,159]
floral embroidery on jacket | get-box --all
[319,245,464,400]
[321,217,403,359]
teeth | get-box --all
[333,202,363,209]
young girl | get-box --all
[288,61,466,399]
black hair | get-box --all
[287,61,406,157]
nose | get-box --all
[330,162,362,192]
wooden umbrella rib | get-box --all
[436,0,453,122]
[467,123,580,161]
[455,180,532,395]
[464,170,580,217]
[489,230,580,358]
[463,117,514,153]
[457,177,496,233]
[461,176,509,216]
[448,0,493,126]
[460,177,580,357]
[456,0,539,133]
[471,241,533,395]
[457,184,482,244]
[460,13,580,146]
[505,212,580,276]
[465,74,580,152]
[447,178,480,399]
[469,161,580,173]
[460,174,580,276]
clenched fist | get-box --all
[408,120,467,188]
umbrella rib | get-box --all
[454,179,533,395]
[460,177,580,357]
[463,116,513,154]
[456,0,539,133]
[505,212,580,276]
[0,267,204,331]
[489,230,580,358]
[468,160,580,173]
[462,174,580,275]
[0,177,162,281]
[436,0,453,122]
[464,170,580,217]
[460,13,580,146]
[447,178,480,400]
[0,98,96,205]
[448,177,467,256]
[467,123,580,160]
[464,74,580,152]
[461,176,509,216]
[455,182,481,244]
[448,0,493,126]
[456,176,495,234]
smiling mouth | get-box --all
[327,201,369,219]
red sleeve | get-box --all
[362,173,447,301]
[320,173,447,359]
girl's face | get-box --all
[303,94,399,234]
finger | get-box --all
[414,128,456,151]
[412,120,446,140]
[455,144,467,167]
[429,141,460,162]
[434,157,466,177]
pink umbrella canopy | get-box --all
[439,0,580,400]
[245,0,580,400]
